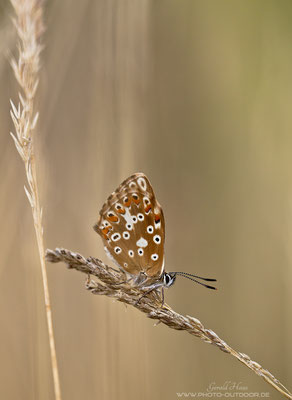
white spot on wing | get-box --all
[123,231,130,239]
[136,237,148,248]
[121,208,133,229]
[114,246,122,254]
[154,221,161,229]
[151,253,159,261]
[104,246,121,268]
[137,213,144,221]
[147,225,154,234]
[128,250,134,257]
[104,246,112,260]
[153,235,161,244]
[111,233,121,242]
[137,177,147,191]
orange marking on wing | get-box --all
[132,196,140,205]
[145,204,152,213]
[108,215,119,222]
[117,207,125,214]
[124,198,132,207]
[101,227,110,239]
[154,214,161,223]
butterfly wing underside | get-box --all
[94,173,165,278]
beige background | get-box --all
[1,1,292,399]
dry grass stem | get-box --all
[9,1,62,399]
[46,247,292,400]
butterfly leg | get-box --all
[135,286,157,305]
[85,275,99,291]
[135,282,164,305]
[160,287,165,307]
[114,277,134,286]
[134,272,149,286]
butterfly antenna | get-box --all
[173,272,217,290]
[173,271,217,282]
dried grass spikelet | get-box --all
[9,1,61,400]
[46,248,292,400]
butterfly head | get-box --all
[163,272,177,288]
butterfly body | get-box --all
[94,173,216,303]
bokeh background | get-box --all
[1,1,292,399]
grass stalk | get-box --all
[46,247,292,400]
[9,1,62,399]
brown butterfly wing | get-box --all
[94,173,165,278]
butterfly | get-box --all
[94,173,216,304]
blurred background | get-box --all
[1,1,292,399]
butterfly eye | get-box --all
[151,253,159,261]
[126,223,133,230]
[138,248,144,256]
[114,246,122,254]
[163,273,175,287]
